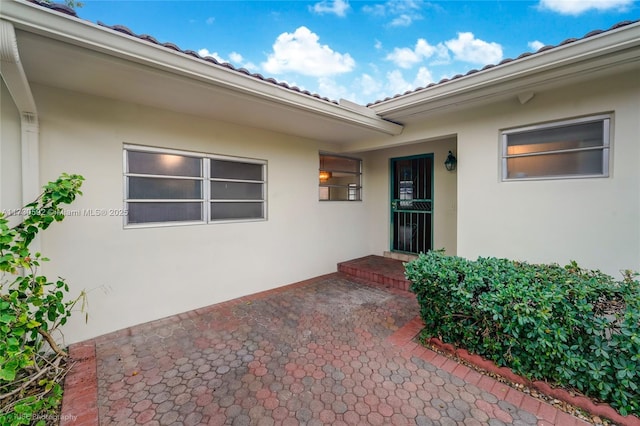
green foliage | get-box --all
[406,251,640,417]
[0,174,85,425]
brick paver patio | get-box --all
[61,272,590,425]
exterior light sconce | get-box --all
[319,170,332,182]
[444,151,457,172]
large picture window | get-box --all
[124,145,266,226]
[319,154,362,201]
[501,115,610,181]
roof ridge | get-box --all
[27,0,339,105]
[366,19,639,106]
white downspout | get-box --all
[0,18,40,236]
[19,112,39,205]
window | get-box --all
[501,115,610,181]
[319,154,362,201]
[124,145,266,226]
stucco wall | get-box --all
[16,67,640,343]
[455,71,639,276]
[33,84,373,343]
[0,79,23,214]
[358,70,639,276]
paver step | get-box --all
[338,255,412,292]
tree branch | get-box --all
[0,355,62,401]
[38,329,67,358]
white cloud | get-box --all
[347,67,436,103]
[198,49,257,71]
[374,40,383,50]
[384,67,434,98]
[229,52,244,63]
[363,0,427,27]
[198,48,223,62]
[262,26,355,77]
[414,66,434,87]
[310,0,350,17]
[387,0,424,15]
[386,48,418,69]
[362,4,386,15]
[390,14,414,27]
[528,40,545,51]
[386,69,412,95]
[430,44,451,65]
[445,32,503,65]
[386,39,449,69]
[317,77,358,101]
[538,0,634,15]
[357,74,383,96]
[205,17,215,25]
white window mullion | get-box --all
[204,157,211,223]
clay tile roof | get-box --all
[366,19,639,107]
[37,0,76,16]
[28,0,338,105]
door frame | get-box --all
[389,153,434,254]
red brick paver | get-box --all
[60,343,98,426]
[60,270,597,425]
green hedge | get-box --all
[405,251,640,416]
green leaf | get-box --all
[0,366,17,381]
[0,313,15,324]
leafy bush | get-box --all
[0,174,85,425]
[406,251,640,417]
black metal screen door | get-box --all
[390,154,433,254]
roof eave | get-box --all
[370,20,640,121]
[1,0,403,136]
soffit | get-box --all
[4,1,402,144]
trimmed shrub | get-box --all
[406,251,640,416]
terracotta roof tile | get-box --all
[366,19,639,106]
[37,0,76,16]
[28,0,338,105]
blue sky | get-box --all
[76,0,638,104]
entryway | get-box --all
[390,154,433,255]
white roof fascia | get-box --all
[1,0,403,136]
[0,18,37,114]
[371,21,640,120]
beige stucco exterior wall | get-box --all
[0,79,23,214]
[358,70,639,276]
[454,71,639,276]
[10,67,639,343]
[33,84,373,343]
[359,139,458,257]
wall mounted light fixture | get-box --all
[444,151,457,172]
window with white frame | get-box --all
[124,145,266,226]
[318,154,362,201]
[501,115,610,181]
